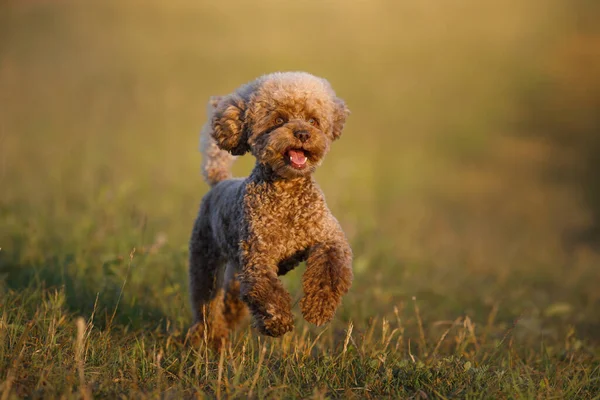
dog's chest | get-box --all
[243,181,328,257]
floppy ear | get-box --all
[211,94,250,156]
[331,97,350,141]
[208,95,222,108]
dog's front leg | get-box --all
[239,258,294,337]
[301,236,353,326]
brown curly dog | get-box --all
[188,72,353,347]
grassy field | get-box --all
[1,0,599,398]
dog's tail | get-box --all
[200,96,237,187]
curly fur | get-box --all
[189,72,353,346]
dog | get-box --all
[188,72,353,346]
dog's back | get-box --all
[199,178,245,259]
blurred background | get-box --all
[1,0,599,340]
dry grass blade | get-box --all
[248,343,267,399]
[343,321,354,356]
[75,317,92,400]
[430,317,462,360]
[216,343,225,400]
[413,297,428,357]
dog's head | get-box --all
[211,72,349,179]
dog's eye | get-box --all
[308,118,318,126]
[275,117,285,125]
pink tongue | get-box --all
[289,149,307,165]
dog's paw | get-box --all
[252,304,294,337]
[300,292,339,326]
[186,322,228,350]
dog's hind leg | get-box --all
[222,261,248,330]
[188,216,228,348]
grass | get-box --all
[2,288,598,399]
[1,0,599,398]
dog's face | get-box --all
[211,72,349,179]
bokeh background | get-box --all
[1,0,599,343]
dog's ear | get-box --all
[211,94,250,156]
[331,97,350,141]
[208,95,222,108]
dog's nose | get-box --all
[295,130,310,142]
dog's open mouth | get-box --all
[286,149,308,169]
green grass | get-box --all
[1,0,599,398]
